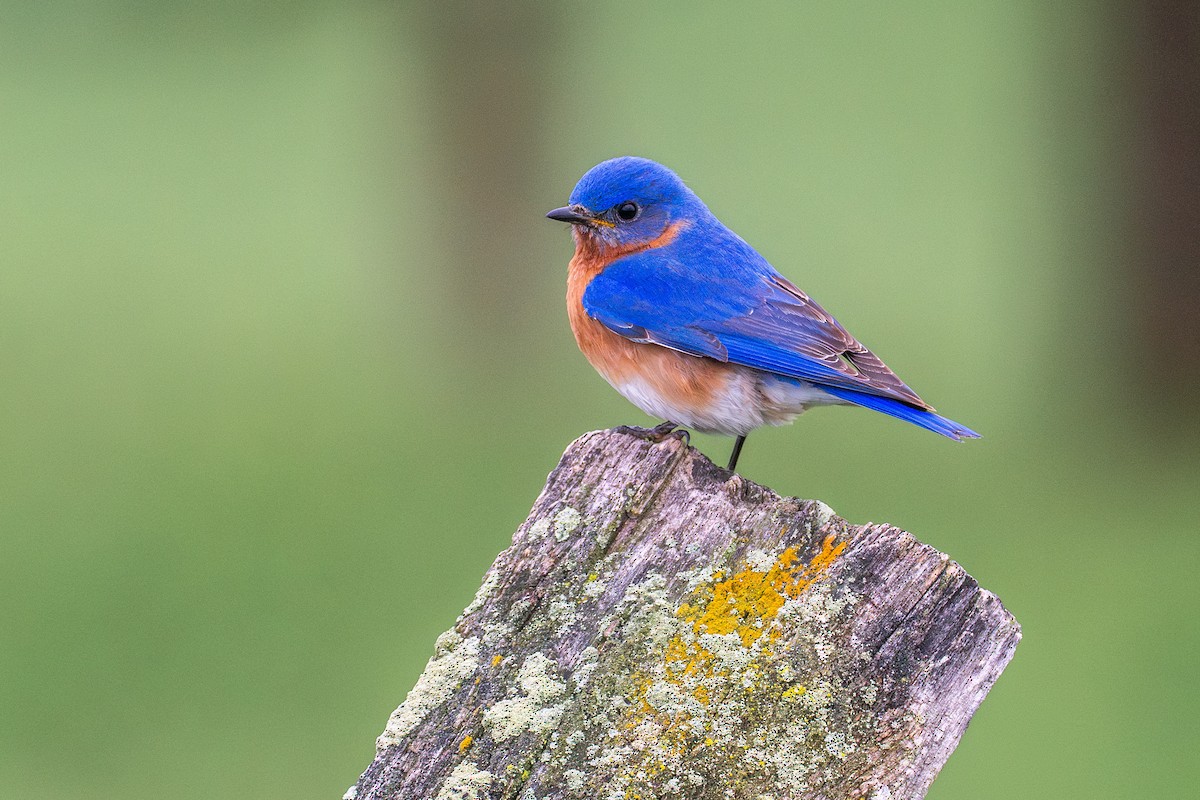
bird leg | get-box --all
[615,420,689,445]
[727,434,747,471]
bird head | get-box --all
[547,157,704,250]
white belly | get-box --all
[612,368,846,437]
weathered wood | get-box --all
[347,429,1020,800]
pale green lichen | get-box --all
[545,597,579,631]
[572,646,599,688]
[377,631,480,748]
[435,761,493,800]
[459,567,501,620]
[507,597,534,624]
[807,500,835,530]
[582,571,609,600]
[564,768,587,791]
[778,582,860,662]
[483,652,568,742]
[743,548,777,572]
[553,506,583,541]
[528,506,585,544]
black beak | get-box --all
[546,205,592,225]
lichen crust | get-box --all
[434,760,494,800]
[533,534,886,798]
[376,631,482,749]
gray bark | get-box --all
[347,428,1020,800]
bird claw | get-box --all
[615,421,690,445]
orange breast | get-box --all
[565,223,735,418]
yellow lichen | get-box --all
[781,684,808,701]
[665,535,844,701]
[623,535,846,759]
[458,735,473,753]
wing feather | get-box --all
[582,238,932,409]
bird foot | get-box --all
[614,421,690,445]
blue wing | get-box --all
[582,223,979,440]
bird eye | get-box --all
[616,202,639,222]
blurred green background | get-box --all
[3,2,1198,797]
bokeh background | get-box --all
[3,2,1198,798]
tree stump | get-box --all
[347,428,1020,800]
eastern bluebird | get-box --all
[547,157,979,471]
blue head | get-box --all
[547,157,707,249]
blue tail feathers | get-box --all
[821,386,981,441]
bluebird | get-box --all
[547,157,979,471]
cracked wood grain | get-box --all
[347,428,1020,800]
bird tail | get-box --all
[821,386,981,441]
